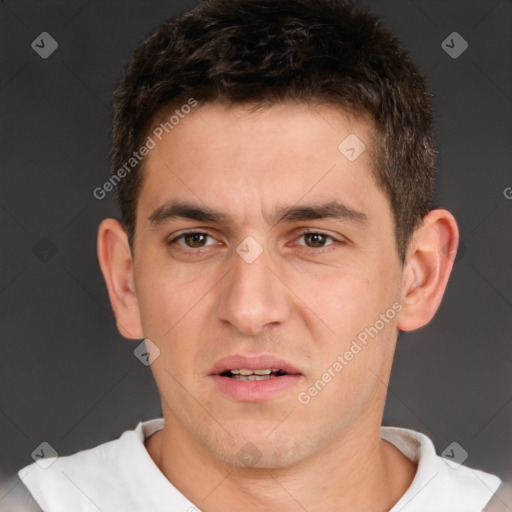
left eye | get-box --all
[296,232,336,248]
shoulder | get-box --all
[382,426,502,512]
[16,419,176,512]
[17,432,131,512]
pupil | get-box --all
[185,233,206,248]
[306,233,326,247]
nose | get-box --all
[216,242,291,336]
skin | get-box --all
[98,103,459,511]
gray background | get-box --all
[1,0,511,506]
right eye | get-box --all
[169,231,218,249]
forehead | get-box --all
[138,102,390,229]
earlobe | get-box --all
[397,209,459,332]
[97,218,144,339]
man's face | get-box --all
[132,103,404,468]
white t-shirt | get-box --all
[17,418,502,512]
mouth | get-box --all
[209,354,303,402]
[220,368,289,381]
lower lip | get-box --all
[211,374,303,402]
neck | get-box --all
[145,416,416,511]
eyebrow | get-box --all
[148,200,367,228]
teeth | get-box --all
[224,368,286,380]
[253,369,272,375]
[232,368,273,376]
[231,374,281,381]
[234,374,273,381]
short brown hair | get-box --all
[111,0,436,262]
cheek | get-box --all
[134,254,209,338]
[294,270,375,339]
[294,264,399,369]
[136,279,175,338]
[134,259,218,385]
[295,291,398,427]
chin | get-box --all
[210,430,311,469]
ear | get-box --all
[97,218,143,339]
[397,209,459,332]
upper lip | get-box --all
[209,354,302,376]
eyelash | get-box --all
[168,229,343,253]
